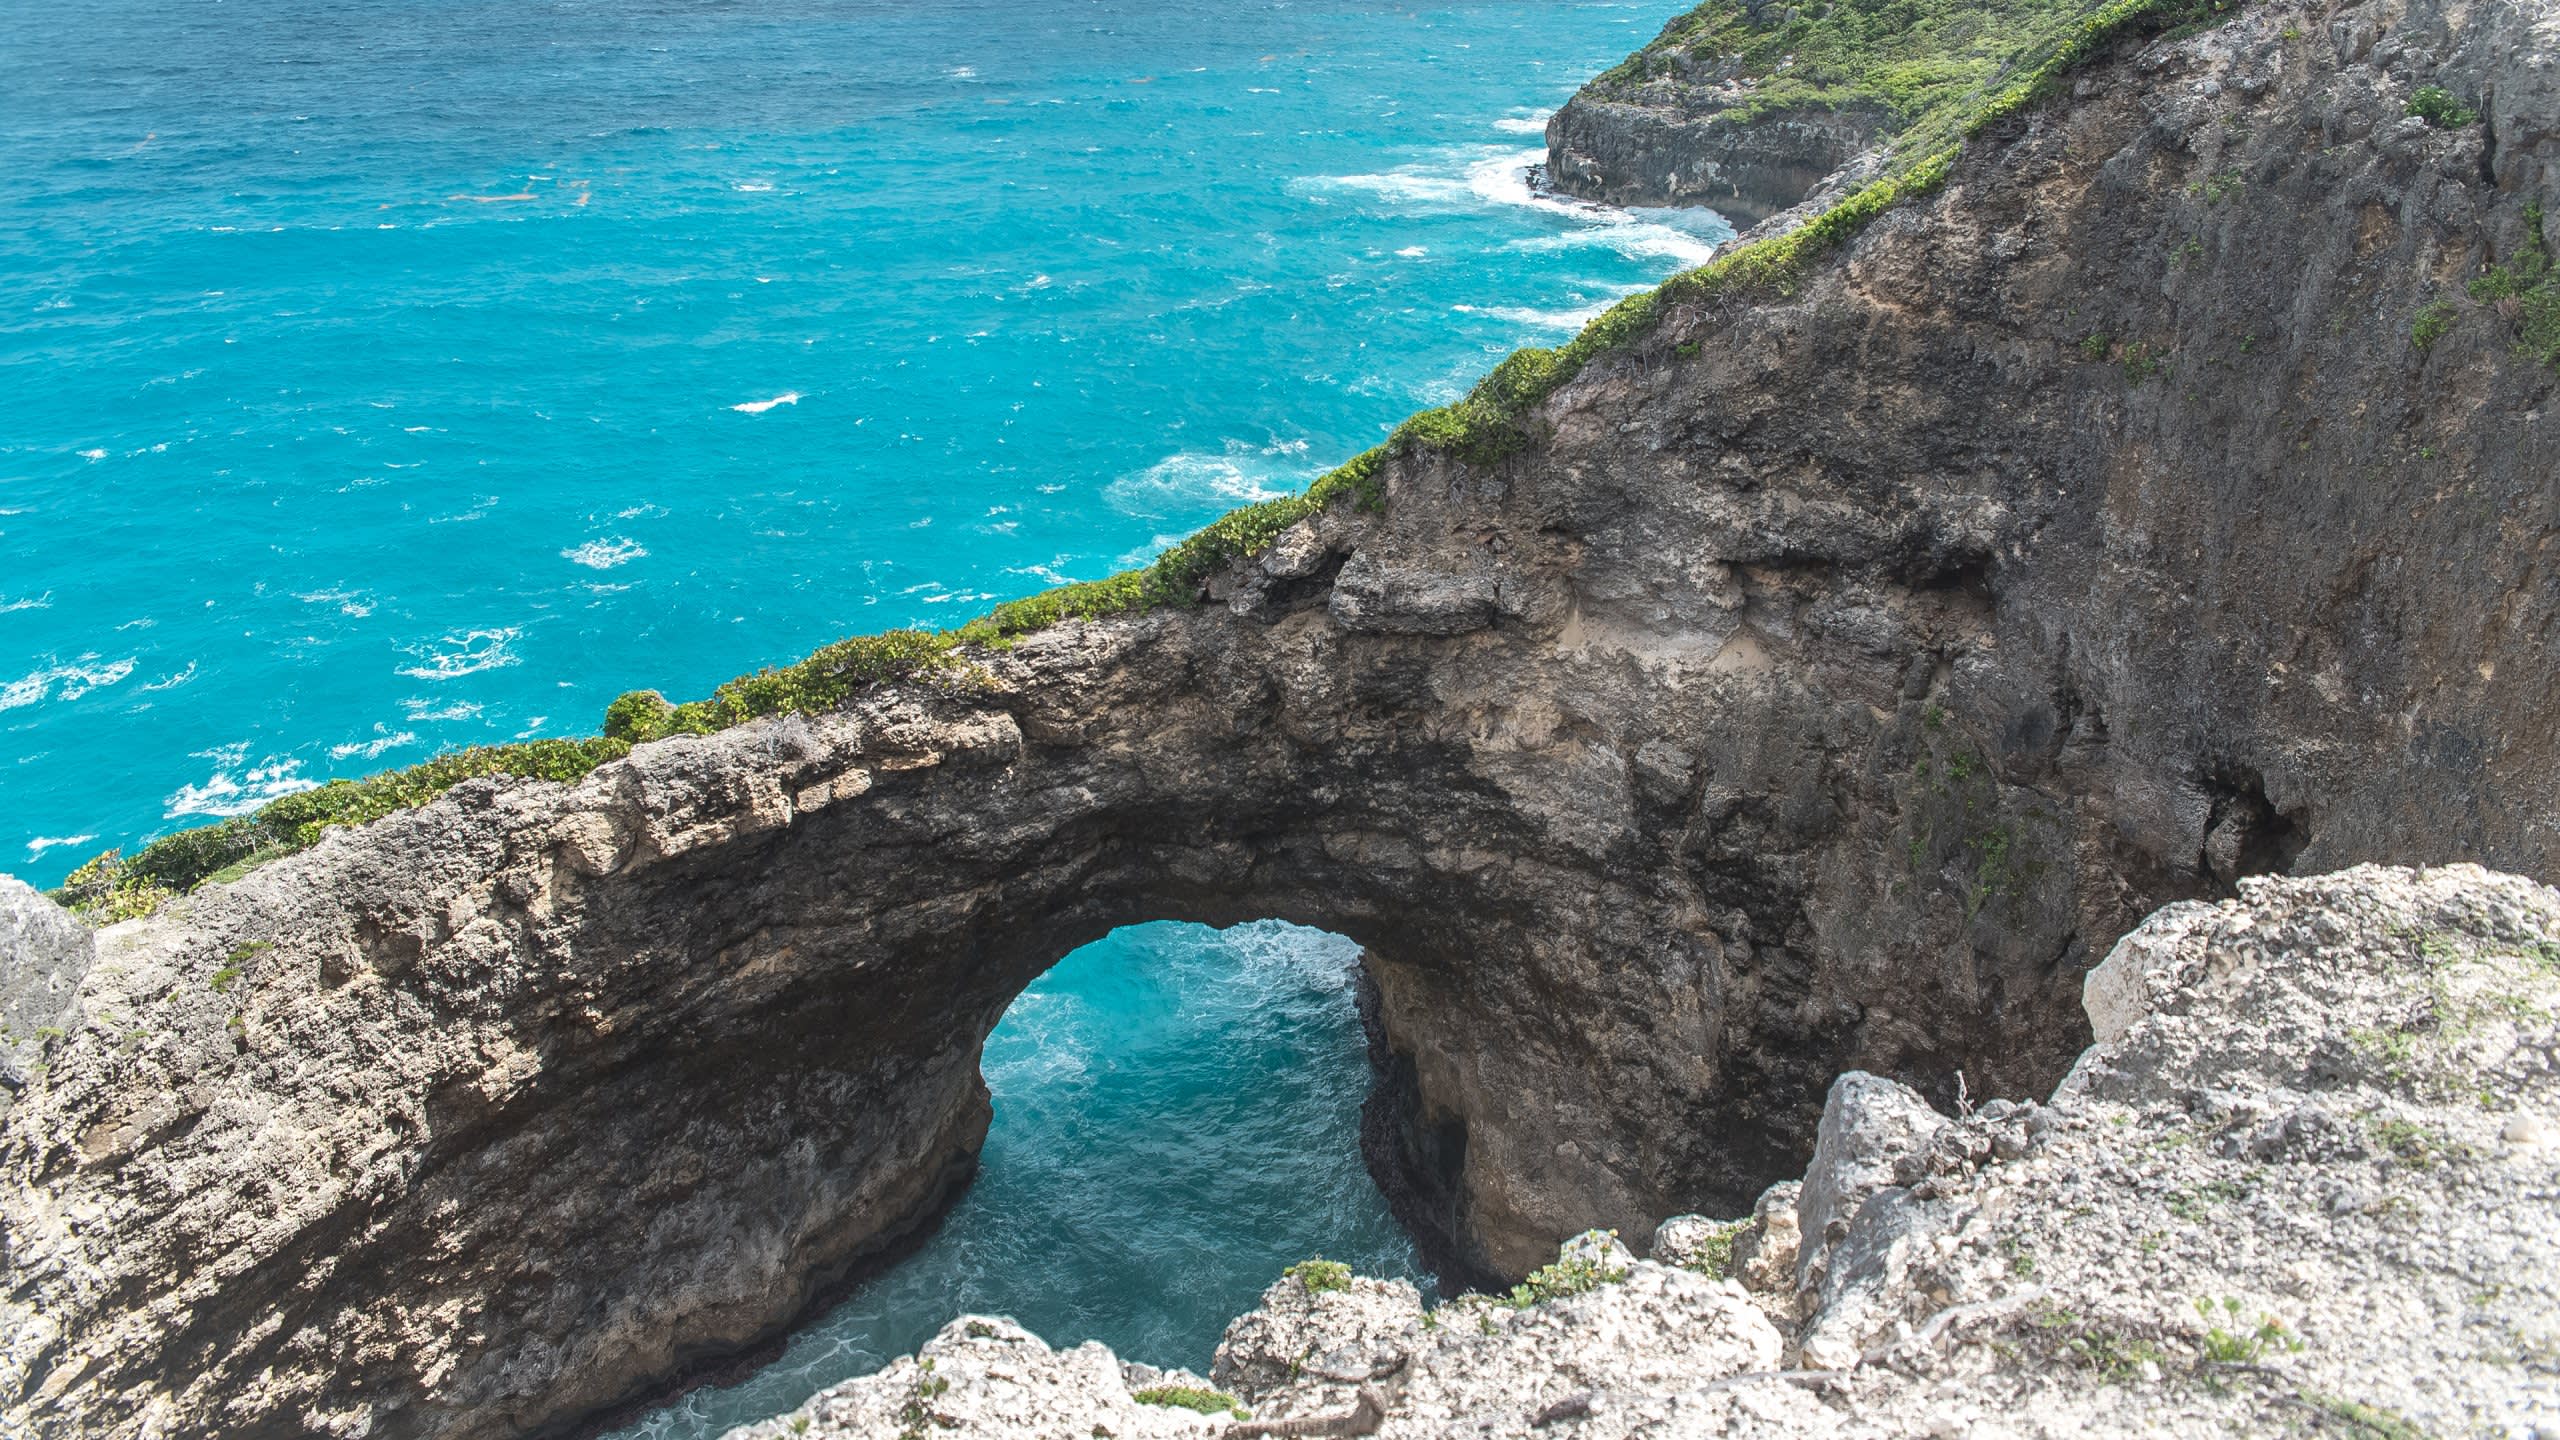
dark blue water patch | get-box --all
[611,920,1426,1440]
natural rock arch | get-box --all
[7,2,2559,1436]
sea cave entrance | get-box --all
[613,920,1433,1440]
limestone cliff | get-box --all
[3,0,2557,1435]
[724,865,2560,1439]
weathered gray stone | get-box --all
[0,879,88,1097]
[1793,1073,1952,1295]
[746,865,2560,1439]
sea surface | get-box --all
[0,0,1726,1429]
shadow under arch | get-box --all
[609,917,1432,1440]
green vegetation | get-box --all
[1285,1258,1355,1295]
[2405,85,2478,128]
[2468,201,2560,369]
[2032,1305,2170,1382]
[2301,1393,2429,1440]
[2411,302,2457,350]
[1594,0,2233,168]
[1131,1385,1244,1417]
[52,737,634,921]
[2367,1114,2463,1168]
[1677,1220,1749,1279]
[2195,1296,2303,1365]
[46,0,2236,923]
[1506,1249,1630,1308]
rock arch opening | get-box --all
[608,918,1428,1440]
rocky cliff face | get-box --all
[724,864,2560,1439]
[1543,92,1882,223]
[5,0,2558,1435]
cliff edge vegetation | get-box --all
[50,0,2234,923]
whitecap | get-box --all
[294,587,376,618]
[329,729,418,761]
[562,537,647,570]
[24,835,95,858]
[398,628,521,681]
[166,758,318,819]
[732,392,802,414]
[733,181,775,193]
[0,592,51,614]
[140,662,198,692]
[1396,245,1428,257]
[1454,292,1638,332]
[1494,115,1551,135]
[1103,444,1295,519]
[78,448,106,461]
[402,699,482,722]
[0,657,137,713]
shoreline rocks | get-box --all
[727,865,2560,1439]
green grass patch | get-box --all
[1505,1253,1630,1309]
[2468,201,2560,369]
[1130,1385,1243,1417]
[1594,0,2235,166]
[1285,1258,1355,1295]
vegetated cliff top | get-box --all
[42,0,2243,924]
[1589,0,2227,146]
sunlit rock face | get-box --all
[6,0,2559,1435]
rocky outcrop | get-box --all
[6,0,2560,1435]
[725,864,2560,1439]
[0,878,90,1105]
[1544,96,1883,223]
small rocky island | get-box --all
[4,0,2556,1434]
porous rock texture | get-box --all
[1544,82,1884,223]
[725,864,2560,1439]
[5,0,2560,1434]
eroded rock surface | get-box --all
[729,864,2560,1439]
[5,0,2559,1434]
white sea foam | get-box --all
[733,181,775,193]
[0,592,51,614]
[1396,245,1428,257]
[24,835,95,858]
[166,757,318,819]
[1304,145,1727,270]
[402,698,482,722]
[294,587,376,618]
[1453,292,1637,332]
[140,662,198,692]
[329,729,418,761]
[398,628,521,681]
[563,537,647,570]
[1493,114,1551,134]
[1104,443,1297,519]
[78,448,106,461]
[0,657,136,713]
[732,391,801,414]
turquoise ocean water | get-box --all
[0,0,1726,1430]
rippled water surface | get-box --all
[618,921,1412,1438]
[0,0,1723,869]
[0,0,1726,1428]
